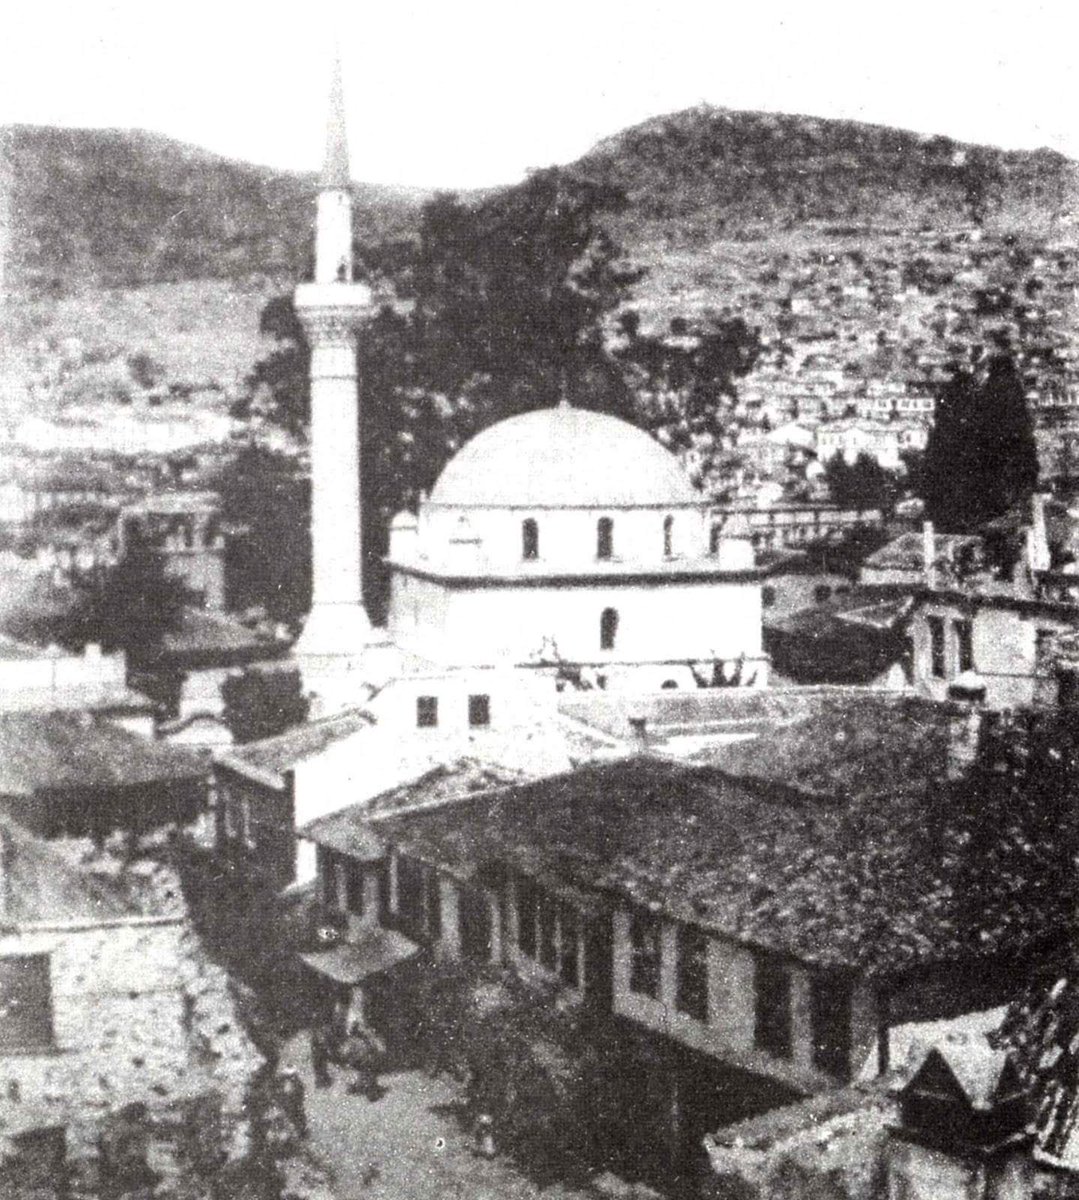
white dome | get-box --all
[428,405,701,509]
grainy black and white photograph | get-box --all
[0,1,1077,1196]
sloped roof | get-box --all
[863,531,982,573]
[0,712,207,796]
[217,709,373,787]
[302,757,531,858]
[694,693,954,799]
[323,755,1069,977]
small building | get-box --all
[0,822,262,1193]
[0,711,208,842]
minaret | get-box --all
[293,52,374,686]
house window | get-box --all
[762,585,777,609]
[676,926,709,1022]
[416,695,438,728]
[754,956,793,1059]
[397,855,426,930]
[954,619,974,674]
[663,515,674,558]
[395,854,441,942]
[522,519,539,561]
[344,859,365,916]
[517,878,539,958]
[629,912,662,999]
[927,616,946,678]
[600,607,619,651]
[597,517,614,560]
[468,694,491,728]
[0,955,54,1053]
[559,904,581,988]
[318,846,339,910]
[515,879,583,989]
[814,584,833,604]
[459,887,493,963]
[811,975,853,1079]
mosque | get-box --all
[291,57,768,713]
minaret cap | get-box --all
[321,53,351,190]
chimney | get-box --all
[922,521,936,589]
[1028,492,1051,575]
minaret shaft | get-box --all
[293,51,373,676]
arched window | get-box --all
[522,518,539,561]
[663,515,674,558]
[600,607,619,651]
[597,517,614,561]
[710,524,723,555]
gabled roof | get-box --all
[0,712,207,796]
[316,755,1069,977]
[904,1043,1019,1112]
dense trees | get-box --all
[233,169,760,618]
[823,451,899,512]
[213,445,311,627]
[221,667,310,745]
[68,529,187,660]
[922,353,1038,531]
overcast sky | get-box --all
[0,0,1076,189]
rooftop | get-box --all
[316,754,1069,977]
[217,708,373,786]
[0,711,207,796]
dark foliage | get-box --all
[213,446,311,627]
[823,452,899,512]
[922,353,1039,531]
[67,530,188,661]
[221,667,310,746]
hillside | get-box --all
[1,109,1077,423]
[0,124,427,297]
[574,105,1079,241]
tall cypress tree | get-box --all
[922,354,1038,531]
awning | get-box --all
[299,927,421,985]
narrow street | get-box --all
[279,1033,597,1200]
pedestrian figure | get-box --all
[340,1020,387,1100]
[278,1068,307,1138]
[310,1016,336,1089]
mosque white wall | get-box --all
[390,572,763,669]
[420,504,710,569]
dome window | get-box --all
[600,607,619,651]
[522,519,539,561]
[710,524,722,555]
[597,518,614,561]
[663,515,674,558]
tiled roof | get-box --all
[687,693,954,799]
[863,531,982,572]
[302,757,532,857]
[764,598,911,685]
[350,755,1066,977]
[0,712,208,796]
[217,709,373,785]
